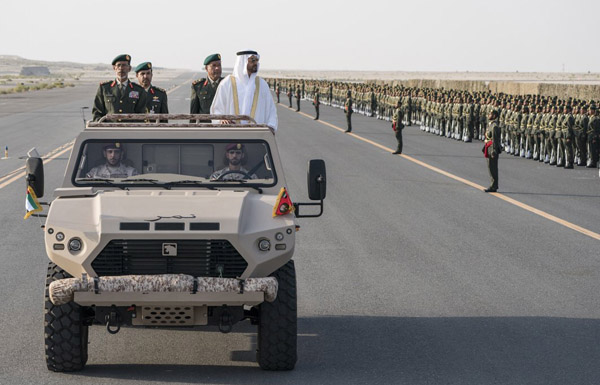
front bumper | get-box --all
[48,274,278,306]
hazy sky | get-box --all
[2,0,599,73]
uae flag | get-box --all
[24,185,42,219]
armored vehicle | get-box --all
[26,114,326,372]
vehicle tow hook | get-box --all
[219,305,233,334]
[105,305,121,334]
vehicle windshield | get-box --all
[73,140,276,187]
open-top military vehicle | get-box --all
[26,114,326,372]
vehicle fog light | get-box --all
[68,238,82,252]
[275,232,284,241]
[258,239,271,251]
[55,232,65,241]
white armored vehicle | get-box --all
[26,114,326,372]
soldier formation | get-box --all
[268,78,600,170]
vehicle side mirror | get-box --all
[307,159,326,201]
[26,157,44,198]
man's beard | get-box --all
[229,158,241,166]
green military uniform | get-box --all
[587,107,600,168]
[92,80,148,121]
[190,77,222,117]
[313,91,320,120]
[146,85,168,114]
[391,104,404,154]
[484,117,501,192]
[295,87,301,112]
[344,92,353,133]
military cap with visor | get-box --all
[203,53,221,66]
[134,62,152,73]
[112,54,131,65]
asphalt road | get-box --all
[0,74,599,385]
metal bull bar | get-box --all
[48,274,278,306]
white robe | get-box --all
[210,54,278,131]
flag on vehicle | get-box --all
[24,185,42,219]
[272,187,294,217]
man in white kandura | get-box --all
[210,50,278,132]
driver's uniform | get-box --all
[86,163,138,178]
[210,167,257,180]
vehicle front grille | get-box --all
[91,239,247,278]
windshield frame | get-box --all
[71,138,278,189]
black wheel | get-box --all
[257,260,297,370]
[44,262,88,372]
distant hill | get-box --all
[0,55,112,76]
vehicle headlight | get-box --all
[68,238,82,252]
[258,238,271,251]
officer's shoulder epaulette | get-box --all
[131,82,145,90]
[100,80,112,85]
[153,86,166,93]
[192,78,207,86]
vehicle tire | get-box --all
[257,260,297,370]
[44,262,89,372]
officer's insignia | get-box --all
[236,143,242,150]
[217,54,221,59]
[126,55,130,61]
[153,96,160,102]
[148,63,152,69]
[129,91,139,99]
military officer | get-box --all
[391,101,404,154]
[344,90,353,133]
[295,86,301,112]
[276,84,281,103]
[483,110,501,192]
[287,85,293,108]
[135,62,168,114]
[92,54,148,121]
[313,89,320,120]
[190,53,223,121]
[587,104,600,168]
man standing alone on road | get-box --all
[295,86,301,112]
[92,54,148,121]
[483,109,501,192]
[135,62,168,114]
[211,50,278,131]
[313,88,320,120]
[344,90,353,133]
[391,101,404,154]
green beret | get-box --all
[112,54,131,65]
[134,62,152,73]
[204,53,221,66]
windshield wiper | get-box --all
[76,177,127,190]
[120,178,173,190]
[164,180,216,190]
[209,179,262,193]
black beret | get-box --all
[204,53,221,65]
[112,54,131,65]
[134,62,152,73]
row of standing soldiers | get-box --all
[267,78,600,169]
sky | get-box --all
[1,0,599,73]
